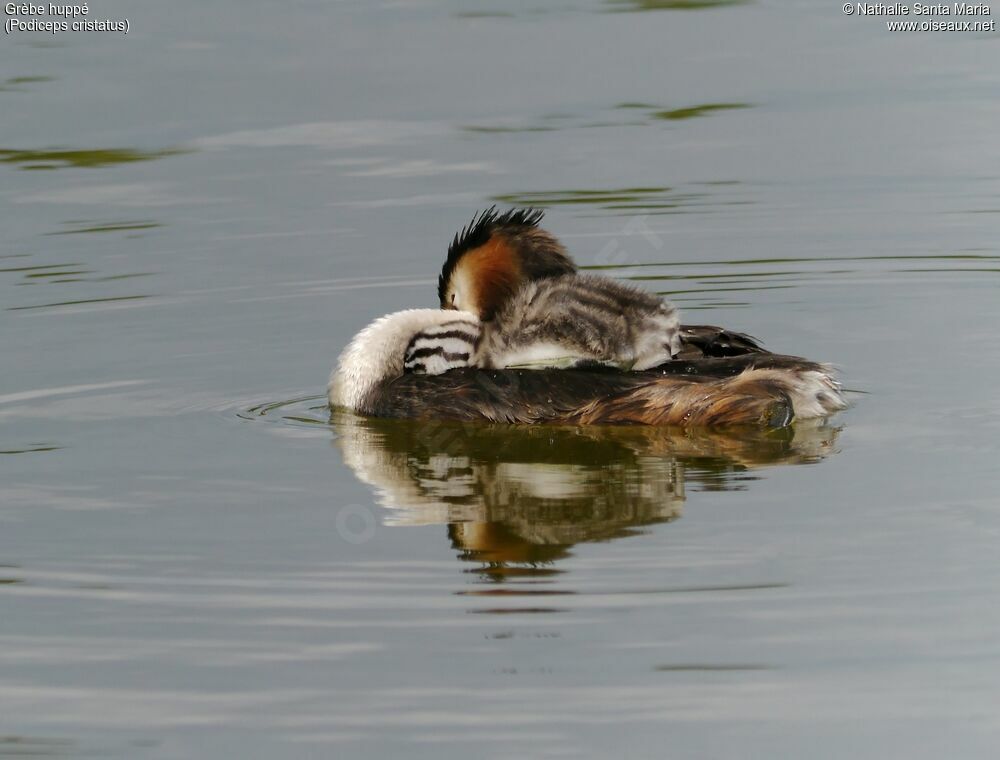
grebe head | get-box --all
[439,206,576,320]
[328,309,479,413]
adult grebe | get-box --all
[328,309,847,427]
[436,208,681,371]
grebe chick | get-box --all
[329,309,848,426]
[439,208,680,371]
[438,207,764,365]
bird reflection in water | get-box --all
[332,412,840,580]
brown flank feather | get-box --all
[366,354,826,427]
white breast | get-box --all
[403,321,480,375]
[328,309,480,411]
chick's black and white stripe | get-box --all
[403,318,480,375]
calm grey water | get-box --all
[2,0,1000,757]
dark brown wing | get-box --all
[649,352,829,378]
[677,324,766,358]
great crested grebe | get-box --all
[327,209,848,427]
[328,308,847,427]
[436,208,681,371]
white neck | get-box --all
[328,309,480,412]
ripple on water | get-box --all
[463,101,753,135]
[492,185,753,215]
[607,0,747,9]
[1,253,157,313]
[238,395,331,428]
[579,252,1000,310]
[45,220,161,236]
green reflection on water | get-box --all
[91,272,156,282]
[0,147,184,170]
[0,75,54,92]
[1,262,154,290]
[47,220,162,235]
[0,443,63,454]
[615,101,751,122]
[652,102,750,120]
[22,269,92,279]
[0,263,82,274]
[18,272,154,286]
[461,125,557,134]
[464,101,751,136]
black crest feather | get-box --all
[438,206,547,304]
